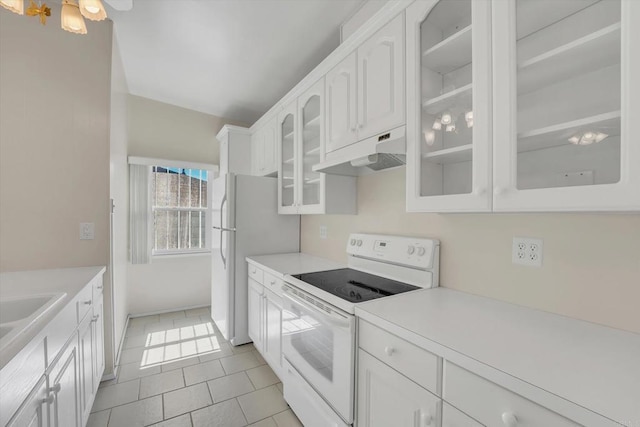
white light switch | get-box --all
[319,225,328,239]
[80,223,95,240]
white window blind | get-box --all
[129,164,152,264]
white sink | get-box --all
[0,293,66,352]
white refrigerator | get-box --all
[211,173,300,345]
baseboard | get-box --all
[129,303,211,318]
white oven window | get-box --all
[284,311,334,381]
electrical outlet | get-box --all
[319,225,328,239]
[512,237,543,267]
[80,223,94,240]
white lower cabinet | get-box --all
[357,350,441,427]
[263,288,282,377]
[6,376,48,427]
[442,402,482,427]
[247,264,284,380]
[248,278,265,352]
[443,362,580,427]
[3,271,106,427]
[48,336,81,427]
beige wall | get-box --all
[128,94,246,165]
[126,95,246,315]
[301,167,640,334]
[0,9,112,273]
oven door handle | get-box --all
[283,290,352,330]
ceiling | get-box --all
[108,0,365,125]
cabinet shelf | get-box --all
[518,23,621,94]
[517,111,621,152]
[283,157,295,164]
[304,178,321,185]
[303,115,321,129]
[422,83,472,115]
[304,146,320,156]
[422,25,472,74]
[283,184,295,189]
[283,130,295,140]
[422,144,472,164]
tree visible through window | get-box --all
[151,166,208,254]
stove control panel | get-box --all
[347,233,440,270]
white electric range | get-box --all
[280,233,440,427]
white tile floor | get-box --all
[89,307,302,427]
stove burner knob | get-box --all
[407,245,415,255]
[357,239,363,247]
[355,293,362,300]
[350,238,356,246]
[417,247,426,256]
[350,290,356,298]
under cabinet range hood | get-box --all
[313,126,406,176]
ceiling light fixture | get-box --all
[61,0,87,34]
[568,131,608,145]
[445,123,456,133]
[432,119,442,131]
[440,112,453,126]
[424,130,435,146]
[0,0,24,14]
[0,0,106,34]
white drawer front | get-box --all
[358,320,440,395]
[442,402,483,427]
[444,362,580,427]
[263,272,283,297]
[248,264,264,284]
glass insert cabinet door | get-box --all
[406,0,493,212]
[493,0,640,211]
[300,97,321,207]
[278,105,297,213]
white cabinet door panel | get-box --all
[357,13,405,141]
[325,52,358,153]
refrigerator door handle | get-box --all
[219,228,226,268]
[220,194,227,230]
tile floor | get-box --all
[88,307,303,427]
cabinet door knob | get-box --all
[42,394,55,405]
[502,412,518,427]
[384,346,395,356]
[83,300,92,305]
[420,411,433,426]
[92,315,99,322]
[48,384,61,394]
[96,285,103,290]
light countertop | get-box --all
[0,266,106,369]
[246,252,344,278]
[355,287,640,426]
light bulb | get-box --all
[441,112,452,125]
[432,119,442,130]
[424,131,435,146]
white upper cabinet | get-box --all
[408,0,639,212]
[278,100,299,214]
[357,13,406,141]
[252,116,278,177]
[406,0,493,212]
[324,14,406,156]
[325,52,358,153]
[278,79,357,215]
[492,0,640,211]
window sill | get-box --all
[152,250,211,260]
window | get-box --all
[151,166,209,255]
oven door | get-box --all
[281,284,355,424]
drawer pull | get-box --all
[92,315,99,322]
[502,412,518,427]
[384,346,395,356]
[83,300,92,305]
[97,285,103,290]
[420,411,433,426]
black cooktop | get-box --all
[291,268,420,303]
